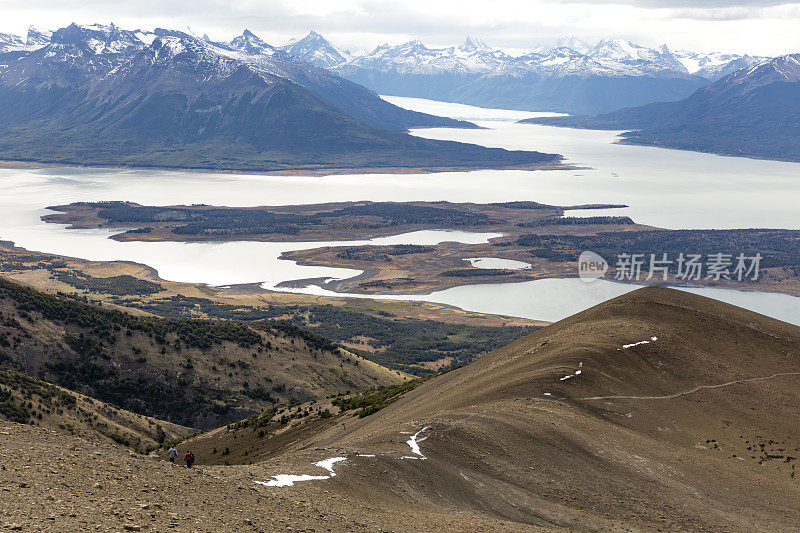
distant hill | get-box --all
[523,54,800,162]
[0,277,405,429]
[0,24,560,172]
[224,287,800,530]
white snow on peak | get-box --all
[279,30,351,69]
[134,31,157,46]
[1,27,53,53]
[26,26,52,47]
[461,36,490,52]
[553,36,590,53]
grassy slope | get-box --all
[0,277,405,429]
[0,244,542,375]
[0,365,190,452]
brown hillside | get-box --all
[3,287,799,531]
[247,287,800,531]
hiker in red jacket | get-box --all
[185,450,195,469]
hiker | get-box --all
[168,447,178,463]
[185,450,195,469]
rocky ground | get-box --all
[0,423,539,532]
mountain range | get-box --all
[277,31,768,114]
[524,54,800,162]
[0,24,559,172]
[2,26,770,118]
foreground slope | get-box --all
[3,287,799,531]
[0,421,534,532]
[524,54,800,161]
[256,287,800,531]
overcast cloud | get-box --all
[0,0,798,56]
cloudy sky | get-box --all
[1,0,798,55]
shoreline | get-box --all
[278,255,800,300]
[32,202,800,300]
[0,159,579,177]
[1,238,797,328]
[0,240,547,328]
[41,200,627,244]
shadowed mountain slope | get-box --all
[0,24,561,172]
[0,277,405,429]
[523,54,800,162]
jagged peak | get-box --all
[233,28,269,45]
[461,36,490,52]
[553,36,590,52]
[399,39,426,50]
[228,29,277,56]
[26,26,53,46]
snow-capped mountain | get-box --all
[706,53,800,96]
[283,31,761,81]
[339,37,510,76]
[4,23,149,86]
[0,23,557,172]
[526,54,800,161]
[330,37,512,100]
[26,26,53,47]
[491,41,687,79]
[0,32,25,53]
[552,36,590,54]
[585,39,687,74]
[280,31,350,69]
[0,26,53,53]
[227,29,280,56]
[672,49,766,80]
[277,31,770,114]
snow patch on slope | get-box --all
[401,427,430,460]
[254,457,347,487]
[622,336,658,349]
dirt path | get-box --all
[575,371,800,401]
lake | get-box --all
[0,96,799,324]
